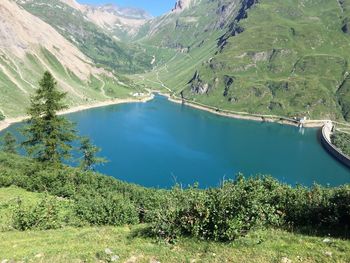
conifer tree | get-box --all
[22,71,77,164]
[1,132,17,154]
[79,137,107,171]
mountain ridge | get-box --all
[58,0,152,40]
[2,0,350,122]
[0,0,145,119]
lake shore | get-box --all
[1,90,344,133]
[0,94,154,132]
[155,92,329,128]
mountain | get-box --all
[135,0,238,50]
[0,0,143,118]
[172,0,194,12]
[59,0,152,41]
[180,0,350,121]
[2,0,350,122]
[134,0,350,121]
[15,0,153,73]
[83,4,151,41]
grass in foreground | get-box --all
[1,226,350,262]
[0,187,350,262]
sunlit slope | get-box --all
[135,0,242,49]
[15,0,153,74]
[131,33,220,93]
[130,0,244,93]
[0,0,142,118]
[180,0,350,120]
[134,0,350,121]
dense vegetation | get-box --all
[332,131,350,156]
[0,151,349,242]
[1,201,349,263]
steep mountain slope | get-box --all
[83,4,151,41]
[15,0,152,73]
[180,0,350,120]
[134,0,350,121]
[2,0,350,122]
[60,0,151,41]
[135,0,239,50]
[0,0,142,118]
[130,0,247,94]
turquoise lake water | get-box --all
[3,95,350,188]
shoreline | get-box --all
[2,90,349,132]
[0,94,154,132]
[159,92,330,128]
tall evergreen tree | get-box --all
[1,132,17,154]
[22,71,77,164]
[79,137,107,171]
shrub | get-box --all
[149,177,284,242]
[331,132,350,156]
[12,196,61,231]
[74,193,139,226]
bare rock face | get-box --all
[223,75,235,97]
[173,0,184,11]
[172,0,192,12]
[188,71,211,94]
[0,0,99,80]
[58,0,151,37]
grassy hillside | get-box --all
[132,0,350,122]
[0,0,148,119]
[129,0,245,90]
[16,0,152,74]
[0,50,144,118]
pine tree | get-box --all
[1,132,17,154]
[21,71,77,164]
[79,137,107,171]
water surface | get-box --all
[3,95,350,188]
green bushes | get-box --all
[12,197,61,231]
[74,193,139,226]
[148,177,285,242]
[0,152,349,240]
[331,131,350,156]
[148,178,350,242]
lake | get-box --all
[2,95,350,188]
